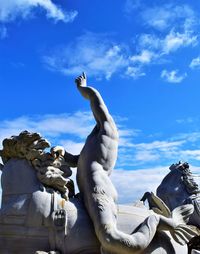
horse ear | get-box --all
[169,163,176,171]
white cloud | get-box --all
[130,50,154,64]
[134,140,185,151]
[126,3,199,76]
[118,128,140,147]
[174,132,200,143]
[137,29,197,58]
[161,69,187,83]
[60,140,84,155]
[0,111,137,155]
[142,7,172,31]
[141,4,197,32]
[44,33,129,80]
[176,117,198,124]
[2,113,200,172]
[117,141,179,167]
[0,0,77,23]
[112,164,200,204]
[125,140,184,164]
[163,30,197,54]
[190,56,200,69]
[0,25,7,39]
[134,150,160,162]
[0,112,95,149]
[180,150,200,161]
[117,132,200,167]
[43,3,199,81]
[125,66,145,79]
[111,166,169,203]
[124,0,142,14]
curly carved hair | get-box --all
[0,130,74,199]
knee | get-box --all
[98,224,144,252]
[97,224,116,250]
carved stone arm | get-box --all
[64,152,79,168]
[51,146,79,167]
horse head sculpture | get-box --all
[156,161,200,228]
[141,161,200,253]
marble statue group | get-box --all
[0,73,200,254]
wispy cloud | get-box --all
[0,0,77,23]
[2,113,200,171]
[0,112,137,154]
[0,25,7,39]
[181,150,200,160]
[190,56,200,69]
[130,50,154,64]
[173,131,200,143]
[116,119,200,168]
[135,31,197,60]
[125,3,199,80]
[124,0,142,14]
[125,66,145,79]
[112,164,200,203]
[118,127,140,147]
[141,4,197,32]
[59,140,84,155]
[112,166,169,203]
[163,30,197,54]
[43,3,200,81]
[117,138,186,167]
[0,112,94,151]
[43,32,129,80]
[134,150,160,162]
[176,117,198,124]
[134,21,198,61]
[133,140,184,151]
[161,69,187,83]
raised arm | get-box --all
[75,73,111,126]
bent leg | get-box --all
[97,214,159,254]
[86,193,159,254]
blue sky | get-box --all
[1,0,200,203]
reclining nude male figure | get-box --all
[51,73,195,254]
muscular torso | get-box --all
[77,117,118,199]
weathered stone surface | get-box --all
[156,161,200,228]
[0,73,197,254]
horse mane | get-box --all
[170,161,200,195]
[182,171,200,195]
[0,130,73,199]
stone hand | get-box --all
[51,146,65,158]
[75,72,87,87]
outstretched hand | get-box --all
[51,146,65,158]
[75,72,87,87]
